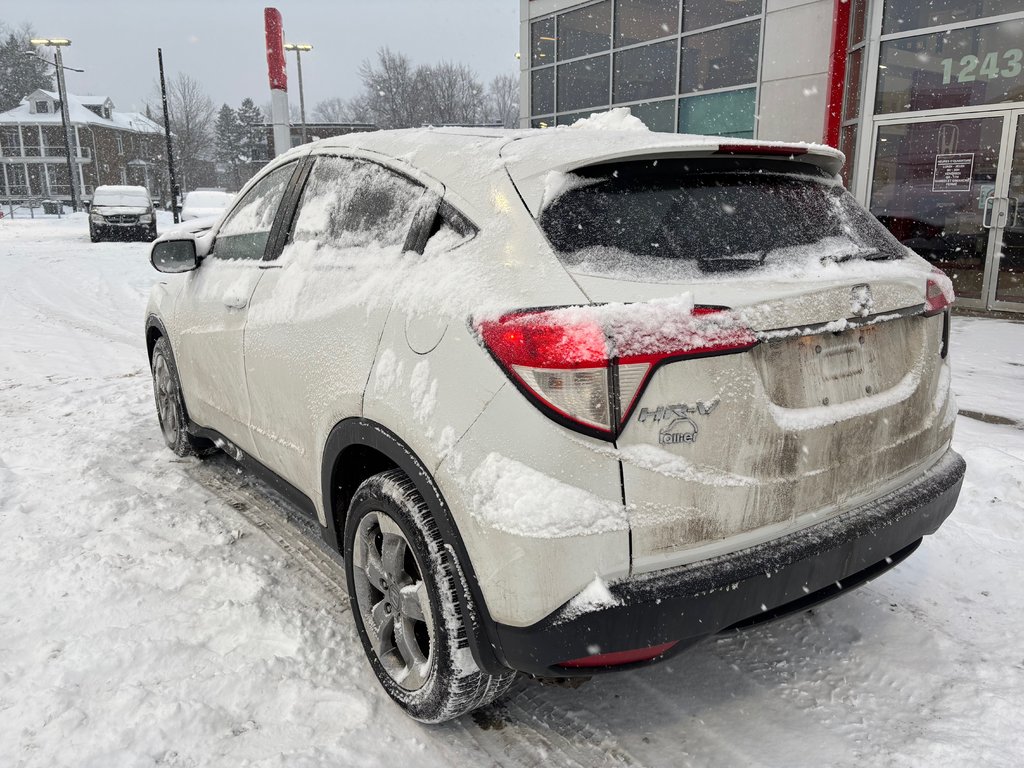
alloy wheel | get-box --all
[351,509,435,691]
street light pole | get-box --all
[30,38,80,212]
[284,43,313,144]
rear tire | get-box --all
[344,470,516,722]
[151,336,211,457]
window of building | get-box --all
[875,18,1024,114]
[531,66,555,117]
[557,54,611,112]
[35,101,49,114]
[558,0,612,60]
[629,99,676,132]
[615,0,679,46]
[681,0,761,33]
[679,19,760,93]
[881,0,1024,35]
[614,39,676,103]
[116,136,124,155]
[678,88,756,138]
[531,16,556,66]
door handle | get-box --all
[223,294,248,309]
[1009,196,1020,228]
[982,194,997,229]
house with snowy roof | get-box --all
[0,89,165,204]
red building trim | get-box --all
[823,0,852,148]
[264,7,287,92]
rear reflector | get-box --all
[477,305,756,439]
[560,641,679,669]
[925,271,955,316]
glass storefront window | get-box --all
[614,40,677,102]
[681,0,761,33]
[996,113,1024,303]
[844,47,864,120]
[629,99,676,132]
[615,0,680,46]
[678,88,756,137]
[531,117,553,129]
[870,118,1004,300]
[840,124,858,188]
[531,17,555,66]
[558,1,611,60]
[849,0,868,46]
[557,55,611,112]
[882,0,1024,35]
[876,19,1024,114]
[532,67,555,116]
[680,20,760,93]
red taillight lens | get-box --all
[477,305,757,439]
[925,271,955,316]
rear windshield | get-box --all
[538,159,905,278]
[92,189,150,207]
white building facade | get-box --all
[520,0,1024,313]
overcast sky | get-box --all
[16,0,520,113]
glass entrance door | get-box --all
[990,111,1024,308]
[868,110,1024,312]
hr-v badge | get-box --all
[637,399,719,445]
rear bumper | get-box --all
[494,448,966,676]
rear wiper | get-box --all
[822,247,889,264]
[697,250,767,273]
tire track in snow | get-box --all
[187,454,647,768]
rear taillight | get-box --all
[477,305,757,440]
[925,270,955,316]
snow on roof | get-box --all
[0,90,162,134]
[297,116,844,219]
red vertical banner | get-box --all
[265,7,287,91]
[823,0,851,149]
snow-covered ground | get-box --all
[1,213,1022,767]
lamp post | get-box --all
[29,38,80,212]
[283,43,313,144]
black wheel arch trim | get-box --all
[321,417,511,675]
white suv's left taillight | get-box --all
[477,305,757,440]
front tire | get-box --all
[344,470,515,722]
[89,224,101,243]
[151,336,209,457]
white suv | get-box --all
[145,126,965,722]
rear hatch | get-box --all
[515,151,956,573]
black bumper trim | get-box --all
[494,449,966,676]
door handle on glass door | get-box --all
[1009,196,1020,227]
[982,194,997,229]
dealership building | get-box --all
[519,0,1024,313]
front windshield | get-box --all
[92,190,151,207]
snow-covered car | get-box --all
[89,185,156,242]
[143,121,966,723]
[179,189,234,221]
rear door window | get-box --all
[289,156,427,251]
[213,162,296,260]
[538,158,906,279]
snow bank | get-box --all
[469,453,627,538]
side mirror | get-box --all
[151,239,199,273]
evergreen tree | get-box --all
[236,97,268,181]
[0,30,55,112]
[214,104,242,189]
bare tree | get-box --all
[149,73,216,191]
[416,61,487,126]
[487,73,520,129]
[358,47,421,129]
